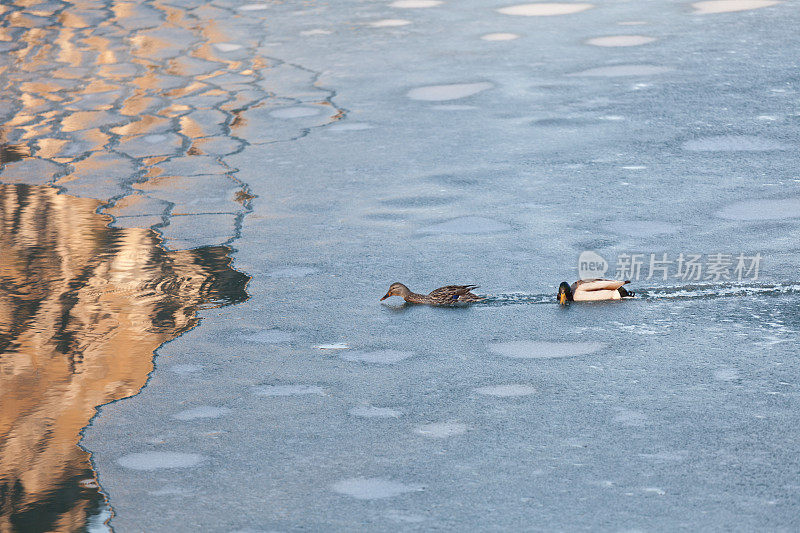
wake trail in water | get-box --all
[482,282,800,306]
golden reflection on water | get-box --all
[0,184,249,531]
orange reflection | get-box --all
[0,184,249,531]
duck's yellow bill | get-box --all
[559,293,566,305]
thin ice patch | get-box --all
[718,197,800,220]
[418,216,510,234]
[586,35,656,47]
[316,343,350,350]
[270,107,321,119]
[497,3,593,16]
[369,19,411,27]
[391,0,442,7]
[481,33,520,41]
[172,406,231,420]
[407,82,493,101]
[413,422,467,438]
[488,341,604,359]
[692,0,781,14]
[350,405,402,418]
[682,135,790,151]
[475,384,537,397]
[569,64,673,77]
[332,477,423,499]
[116,452,205,470]
[253,385,325,396]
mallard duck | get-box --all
[558,279,634,304]
[380,282,483,305]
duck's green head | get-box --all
[557,282,572,305]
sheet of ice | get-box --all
[341,349,414,364]
[613,409,649,427]
[316,343,350,350]
[390,0,442,7]
[610,220,679,237]
[172,406,231,420]
[167,364,203,375]
[413,422,467,438]
[488,341,604,359]
[386,510,426,523]
[328,122,373,131]
[481,33,520,41]
[475,384,537,397]
[116,452,205,470]
[431,104,478,110]
[639,451,689,462]
[497,3,593,16]
[682,135,790,151]
[369,19,411,27]
[238,3,270,10]
[407,82,493,101]
[569,65,673,77]
[418,216,510,234]
[252,385,326,396]
[147,486,190,496]
[586,35,656,47]
[331,478,423,499]
[350,405,402,418]
[717,197,800,220]
[692,0,781,14]
[270,107,321,119]
[714,369,741,381]
[245,330,293,343]
[266,266,318,277]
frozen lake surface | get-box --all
[1,0,800,530]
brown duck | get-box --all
[380,282,484,305]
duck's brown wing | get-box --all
[574,279,629,292]
[428,285,482,302]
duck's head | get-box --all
[557,282,572,305]
[381,282,411,301]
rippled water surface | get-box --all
[0,184,248,530]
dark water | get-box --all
[0,184,248,531]
[0,144,28,166]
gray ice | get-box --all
[331,477,423,499]
[341,349,415,364]
[488,341,604,359]
[172,406,231,421]
[116,452,205,470]
[252,385,326,396]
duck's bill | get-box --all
[558,293,567,305]
[380,293,391,301]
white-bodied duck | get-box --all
[558,279,634,305]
